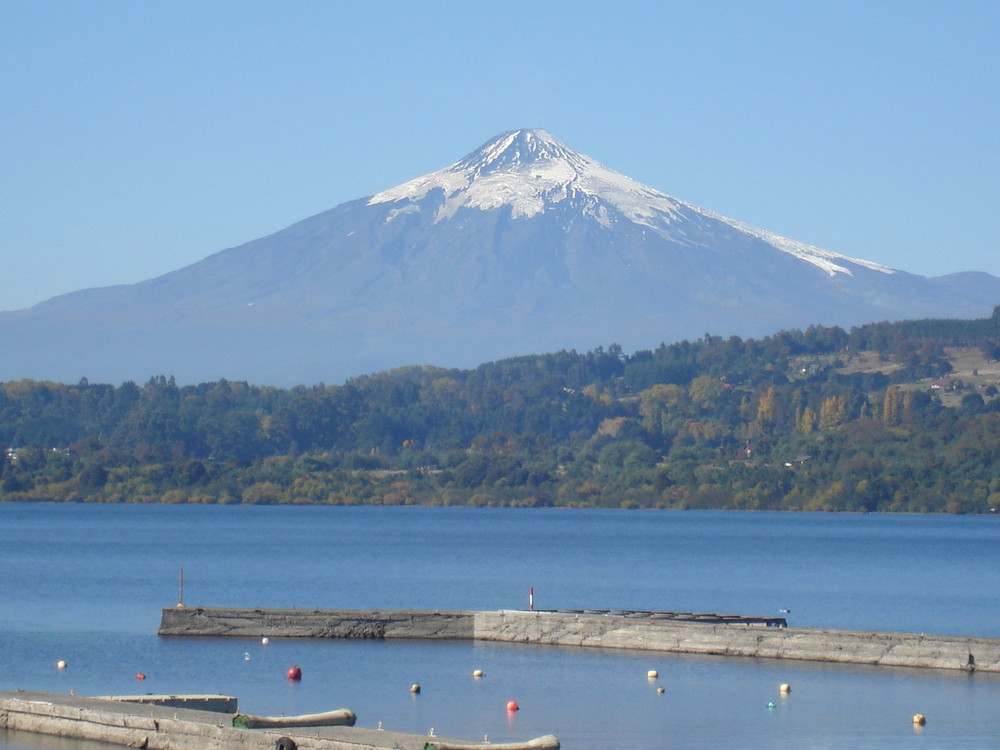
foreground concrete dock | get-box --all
[160,607,1000,672]
[0,691,556,750]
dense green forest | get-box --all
[3,309,1000,512]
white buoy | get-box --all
[56,660,67,670]
[410,683,421,694]
[913,714,926,726]
[656,686,665,694]
[243,652,251,661]
[472,669,484,678]
[647,670,658,679]
[261,637,269,645]
[779,683,791,693]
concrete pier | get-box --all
[160,607,1000,672]
[0,691,554,750]
[160,606,475,640]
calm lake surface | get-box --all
[1,504,999,749]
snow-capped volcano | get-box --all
[371,128,891,278]
[1,129,997,386]
[371,128,689,226]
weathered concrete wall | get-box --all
[473,611,999,672]
[0,691,470,750]
[159,606,474,639]
[159,607,1000,672]
[1,691,300,750]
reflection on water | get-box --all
[0,730,121,750]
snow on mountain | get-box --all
[0,128,997,386]
[697,209,895,278]
[371,128,687,227]
[371,128,893,278]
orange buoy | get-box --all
[287,665,302,680]
[506,701,519,712]
[136,673,146,680]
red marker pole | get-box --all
[529,587,534,611]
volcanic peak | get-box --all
[453,128,593,178]
[368,128,894,277]
[369,128,687,224]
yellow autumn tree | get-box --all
[639,383,687,433]
[819,395,846,430]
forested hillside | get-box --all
[3,309,1000,512]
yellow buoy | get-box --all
[647,670,658,679]
[913,714,926,726]
[410,683,421,694]
[56,660,67,670]
[779,683,791,693]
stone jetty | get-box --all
[0,690,557,750]
[160,607,1000,672]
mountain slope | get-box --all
[3,129,998,385]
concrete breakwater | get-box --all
[0,691,555,750]
[0,690,355,750]
[159,607,1000,672]
[160,606,476,640]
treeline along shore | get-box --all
[2,311,1000,512]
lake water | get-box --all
[1,504,999,749]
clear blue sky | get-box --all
[2,0,998,311]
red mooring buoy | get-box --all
[506,700,520,712]
[135,673,146,680]
[287,665,302,681]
